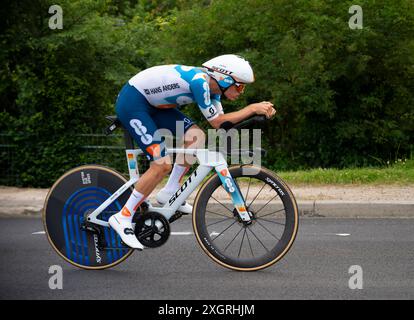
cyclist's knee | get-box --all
[149,160,172,176]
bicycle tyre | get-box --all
[43,165,134,270]
[192,165,299,271]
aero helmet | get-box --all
[202,54,254,91]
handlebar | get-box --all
[219,115,268,131]
[218,115,268,158]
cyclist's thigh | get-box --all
[151,107,195,139]
[115,84,166,161]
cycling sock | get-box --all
[118,189,145,221]
[163,164,189,193]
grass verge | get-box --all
[276,159,414,185]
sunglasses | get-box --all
[234,82,246,93]
[213,71,246,93]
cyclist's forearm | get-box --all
[209,105,255,128]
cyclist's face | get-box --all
[224,84,243,100]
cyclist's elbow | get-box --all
[209,115,223,129]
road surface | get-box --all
[0,217,413,300]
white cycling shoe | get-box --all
[156,188,193,215]
[108,214,144,250]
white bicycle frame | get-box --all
[86,147,252,227]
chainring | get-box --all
[134,212,170,248]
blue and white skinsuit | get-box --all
[115,65,223,160]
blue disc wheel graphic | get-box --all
[43,165,134,269]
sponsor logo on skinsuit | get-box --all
[130,119,153,145]
[146,144,161,158]
[144,83,180,95]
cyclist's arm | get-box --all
[191,79,255,128]
[190,77,275,128]
[211,94,224,115]
[210,101,276,129]
[190,77,221,121]
[208,106,256,129]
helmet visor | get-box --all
[216,74,235,89]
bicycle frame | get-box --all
[86,148,252,227]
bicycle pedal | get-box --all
[80,223,96,233]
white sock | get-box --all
[163,164,189,193]
[117,189,145,222]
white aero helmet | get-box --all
[202,54,255,90]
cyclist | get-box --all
[109,54,276,249]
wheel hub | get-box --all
[233,208,256,226]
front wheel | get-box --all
[193,165,299,271]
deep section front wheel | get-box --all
[193,165,299,271]
[43,165,134,270]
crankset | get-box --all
[134,212,170,248]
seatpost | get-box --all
[123,128,134,149]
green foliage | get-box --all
[1,0,413,187]
[0,0,155,186]
[158,0,414,170]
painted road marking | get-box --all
[33,230,350,237]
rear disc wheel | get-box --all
[43,165,134,270]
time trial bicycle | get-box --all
[43,115,299,271]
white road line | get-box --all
[171,232,193,236]
[33,230,350,237]
[307,233,351,237]
[32,231,45,235]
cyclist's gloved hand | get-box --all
[249,101,276,119]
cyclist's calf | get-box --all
[132,157,172,196]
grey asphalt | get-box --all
[0,216,413,300]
